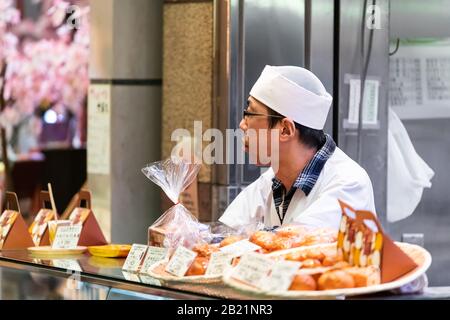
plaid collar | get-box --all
[272,133,336,197]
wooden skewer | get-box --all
[47,183,58,220]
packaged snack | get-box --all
[142,156,205,250]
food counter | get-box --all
[0,249,449,300]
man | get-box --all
[219,65,375,230]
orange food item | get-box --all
[322,254,344,266]
[301,259,322,268]
[289,274,317,291]
[265,237,293,252]
[185,257,209,276]
[192,243,219,258]
[219,236,243,248]
[344,266,381,287]
[249,231,277,250]
[318,270,355,290]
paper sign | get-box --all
[87,84,111,175]
[165,246,197,277]
[205,252,234,276]
[122,244,148,272]
[139,275,162,287]
[262,260,301,292]
[231,253,274,288]
[348,78,379,125]
[122,271,141,282]
[0,211,19,249]
[52,225,82,249]
[51,259,83,272]
[219,239,261,258]
[140,246,169,274]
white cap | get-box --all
[249,65,332,130]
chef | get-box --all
[219,65,376,230]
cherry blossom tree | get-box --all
[0,0,89,189]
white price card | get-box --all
[262,260,301,292]
[87,84,111,175]
[122,271,141,282]
[140,246,169,274]
[348,78,379,125]
[139,275,162,287]
[51,259,83,272]
[165,246,197,277]
[205,252,234,276]
[122,244,148,272]
[51,225,82,249]
[231,253,274,288]
[219,239,261,258]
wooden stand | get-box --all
[0,192,34,250]
[29,191,58,246]
[68,190,108,246]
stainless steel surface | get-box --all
[309,0,335,135]
[387,1,450,286]
[242,0,305,184]
[337,0,390,227]
[212,0,307,217]
[390,0,450,38]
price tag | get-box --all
[165,246,197,277]
[262,260,301,292]
[219,239,261,258]
[231,253,274,288]
[122,271,141,282]
[205,252,234,276]
[51,259,83,272]
[139,275,162,287]
[122,244,148,272]
[140,246,169,274]
[51,225,82,249]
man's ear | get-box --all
[279,118,296,141]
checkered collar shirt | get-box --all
[271,133,336,225]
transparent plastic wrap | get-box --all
[142,156,205,250]
[246,224,338,253]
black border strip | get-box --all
[333,0,340,146]
[90,79,162,86]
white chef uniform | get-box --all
[219,65,376,230]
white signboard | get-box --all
[88,84,111,175]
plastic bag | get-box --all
[142,156,205,250]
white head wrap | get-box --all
[250,65,332,130]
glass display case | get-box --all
[0,250,449,300]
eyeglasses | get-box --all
[243,110,285,119]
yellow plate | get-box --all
[88,244,132,258]
[28,246,87,256]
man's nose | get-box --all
[239,118,247,131]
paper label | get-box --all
[87,84,111,175]
[122,244,148,272]
[231,253,274,288]
[122,271,141,282]
[52,225,82,249]
[140,246,169,274]
[348,78,379,125]
[139,275,162,287]
[262,260,301,292]
[219,239,261,258]
[0,211,19,249]
[51,259,83,272]
[205,252,234,276]
[165,246,197,277]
